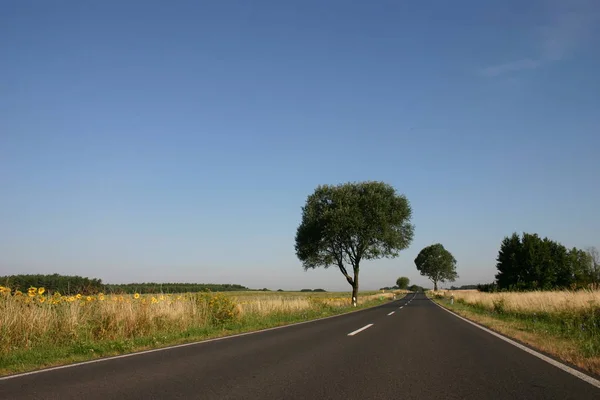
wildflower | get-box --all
[15,290,23,296]
[151,297,158,304]
[134,293,140,299]
[38,287,45,295]
[98,294,105,301]
[159,295,165,301]
[76,294,82,300]
[68,296,75,302]
[39,297,46,303]
[86,296,92,302]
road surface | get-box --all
[1,293,598,399]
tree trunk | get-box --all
[434,281,438,291]
[351,271,359,307]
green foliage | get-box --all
[295,181,414,299]
[495,232,594,290]
[408,284,424,292]
[0,274,104,295]
[396,276,410,290]
[450,284,479,290]
[0,274,250,295]
[195,293,239,326]
[414,243,458,290]
[106,282,249,294]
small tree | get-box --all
[414,243,458,291]
[396,276,410,290]
[295,181,414,305]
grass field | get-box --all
[430,289,600,376]
[0,286,403,376]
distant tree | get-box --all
[414,243,458,291]
[277,289,284,292]
[313,288,327,292]
[300,289,312,292]
[408,284,423,292]
[396,276,410,290]
[295,181,414,305]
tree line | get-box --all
[494,233,598,291]
[0,274,250,295]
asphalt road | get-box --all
[1,293,598,399]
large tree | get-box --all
[295,181,414,305]
[495,232,591,290]
[396,276,410,290]
[414,243,458,291]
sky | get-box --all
[1,0,599,291]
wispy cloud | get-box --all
[480,59,541,77]
[479,0,599,77]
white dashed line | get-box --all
[387,311,395,316]
[347,324,374,336]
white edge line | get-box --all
[430,297,600,389]
[0,297,408,382]
[387,311,395,316]
[399,306,404,309]
[347,323,374,336]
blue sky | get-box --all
[1,0,599,290]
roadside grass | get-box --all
[0,288,401,376]
[429,290,600,377]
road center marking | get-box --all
[387,311,395,316]
[347,324,374,336]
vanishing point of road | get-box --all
[1,293,598,399]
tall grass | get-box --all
[431,289,600,375]
[433,289,600,314]
[0,287,398,375]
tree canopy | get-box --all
[295,181,414,304]
[495,232,594,290]
[396,276,410,290]
[414,243,458,291]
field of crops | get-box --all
[0,285,402,375]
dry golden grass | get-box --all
[430,289,600,377]
[431,289,600,314]
[0,287,397,356]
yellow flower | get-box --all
[39,297,46,303]
[86,296,92,302]
[76,294,82,299]
[151,297,158,304]
[98,294,105,301]
[15,290,23,296]
[68,296,75,302]
[28,291,36,297]
[38,287,45,295]
[134,293,140,299]
[159,295,165,301]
